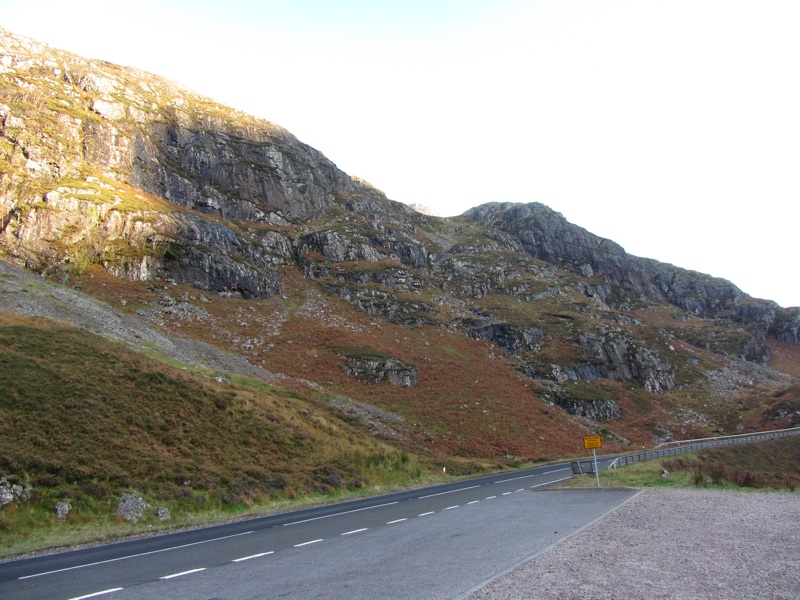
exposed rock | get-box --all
[303,230,382,263]
[462,202,794,347]
[0,477,15,506]
[0,477,14,506]
[407,203,440,216]
[117,493,150,523]
[541,384,622,422]
[578,326,676,393]
[157,506,171,521]
[341,353,418,387]
[54,501,71,519]
[770,307,800,343]
[321,284,436,325]
[0,476,31,506]
[462,319,544,354]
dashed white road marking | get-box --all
[294,539,324,548]
[387,518,407,524]
[485,496,497,500]
[543,468,570,475]
[341,528,368,536]
[502,492,512,496]
[283,501,399,526]
[69,589,124,600]
[232,551,274,562]
[468,500,480,505]
[418,511,435,517]
[444,505,460,510]
[160,568,206,580]
[20,531,253,580]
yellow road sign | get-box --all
[583,436,602,449]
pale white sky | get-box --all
[2,0,798,307]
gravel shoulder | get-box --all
[467,488,800,600]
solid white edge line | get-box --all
[283,501,399,526]
[232,551,274,562]
[20,531,254,580]
[418,485,480,499]
[160,568,206,580]
[341,528,368,536]
[387,518,407,524]
[294,539,323,547]
[454,489,645,600]
[69,589,125,600]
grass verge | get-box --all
[559,436,800,492]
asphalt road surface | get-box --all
[1,461,638,599]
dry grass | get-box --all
[662,436,800,490]
[0,310,426,555]
[564,436,800,491]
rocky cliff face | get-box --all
[461,202,786,364]
[1,28,797,443]
[0,29,352,224]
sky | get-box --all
[2,0,798,307]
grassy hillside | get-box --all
[0,310,427,555]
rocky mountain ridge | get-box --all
[1,27,798,453]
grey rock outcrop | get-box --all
[770,307,800,343]
[342,354,419,387]
[541,384,622,422]
[462,201,795,356]
[578,326,676,393]
[0,476,32,506]
[462,318,544,354]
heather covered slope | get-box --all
[0,310,422,503]
[1,24,798,446]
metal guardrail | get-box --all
[571,460,596,475]
[607,426,800,469]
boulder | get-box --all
[117,493,150,523]
[54,501,71,519]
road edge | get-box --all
[453,487,645,600]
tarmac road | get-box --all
[1,462,638,599]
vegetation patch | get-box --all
[0,311,426,557]
[662,437,800,490]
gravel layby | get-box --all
[466,488,800,600]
